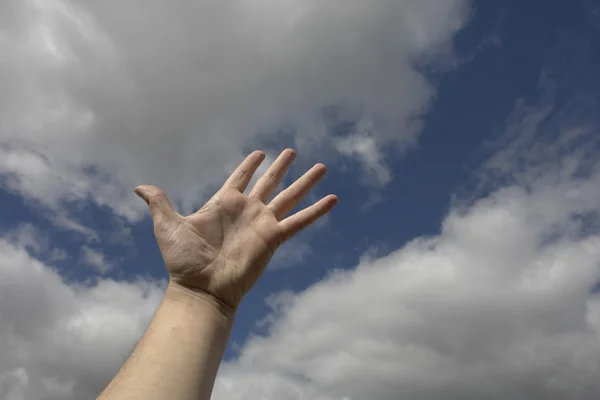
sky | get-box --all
[1,0,600,398]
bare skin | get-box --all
[98,149,337,400]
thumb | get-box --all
[134,185,175,222]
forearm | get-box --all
[98,283,234,400]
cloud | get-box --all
[2,223,68,263]
[0,236,165,399]
[2,85,600,399]
[333,118,392,186]
[79,245,113,275]
[0,0,469,226]
[2,223,49,254]
[209,97,600,399]
[4,2,600,399]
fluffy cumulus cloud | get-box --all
[0,240,164,399]
[4,1,600,399]
[0,0,469,223]
[2,90,600,399]
[209,99,600,399]
[217,191,600,398]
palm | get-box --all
[158,190,283,308]
[136,150,337,310]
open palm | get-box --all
[135,149,337,311]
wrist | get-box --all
[164,281,237,323]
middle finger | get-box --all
[248,149,296,202]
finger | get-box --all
[279,194,338,241]
[222,150,266,192]
[134,185,176,222]
[248,149,296,202]
[268,163,327,220]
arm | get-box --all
[98,284,233,400]
[98,149,337,400]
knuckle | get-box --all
[264,171,277,182]
[148,192,165,205]
[237,169,248,180]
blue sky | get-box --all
[1,0,600,398]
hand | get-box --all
[134,149,337,315]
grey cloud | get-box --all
[0,0,469,224]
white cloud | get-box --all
[2,223,68,263]
[334,118,392,186]
[2,91,600,399]
[79,245,113,275]
[214,196,600,398]
[209,100,600,399]
[2,223,48,254]
[0,0,469,225]
[4,2,600,398]
[0,237,165,399]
